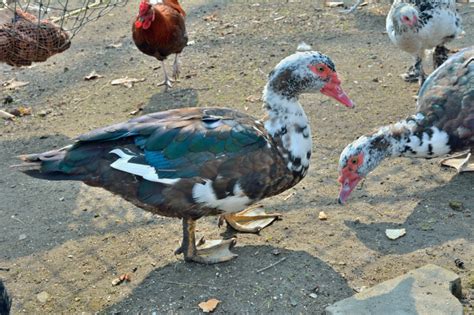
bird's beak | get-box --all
[337,173,362,205]
[321,73,354,108]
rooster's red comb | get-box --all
[138,0,150,16]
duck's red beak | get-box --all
[321,73,354,108]
[337,167,362,204]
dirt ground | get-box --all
[1,0,473,313]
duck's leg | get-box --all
[219,205,282,233]
[175,218,237,264]
[172,54,181,82]
[440,151,474,173]
[433,45,450,69]
[157,60,173,91]
[402,56,424,84]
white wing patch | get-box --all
[109,149,180,185]
[192,180,251,213]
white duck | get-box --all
[386,0,463,85]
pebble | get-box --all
[18,234,27,241]
[37,291,50,303]
[318,211,328,220]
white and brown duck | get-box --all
[16,48,353,264]
[386,0,463,85]
[338,46,473,204]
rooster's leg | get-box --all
[218,205,282,233]
[401,56,423,83]
[157,60,173,91]
[440,151,474,173]
[339,0,363,14]
[172,54,181,82]
[175,218,237,264]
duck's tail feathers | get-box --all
[12,145,84,181]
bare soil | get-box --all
[1,0,473,313]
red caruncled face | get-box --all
[308,63,354,108]
[338,152,364,204]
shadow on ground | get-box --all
[0,135,167,260]
[103,245,353,314]
[345,173,474,255]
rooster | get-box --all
[132,0,188,91]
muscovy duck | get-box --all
[338,46,473,204]
[0,279,11,315]
[386,0,463,85]
[16,49,354,264]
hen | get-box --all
[132,0,188,91]
[386,0,463,85]
[338,46,473,204]
[16,49,353,264]
[0,8,70,67]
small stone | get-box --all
[290,297,298,306]
[385,228,406,240]
[38,110,49,117]
[271,249,280,256]
[309,293,318,299]
[37,291,50,303]
[18,234,27,241]
[318,211,328,220]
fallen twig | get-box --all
[256,257,287,273]
[161,280,219,288]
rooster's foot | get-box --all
[440,151,474,173]
[219,205,282,233]
[157,79,173,91]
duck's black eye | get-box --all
[318,66,325,72]
[351,157,358,164]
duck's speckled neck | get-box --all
[262,82,312,176]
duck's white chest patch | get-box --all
[192,181,251,213]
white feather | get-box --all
[192,181,251,213]
[109,149,180,185]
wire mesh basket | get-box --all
[0,0,128,66]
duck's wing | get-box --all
[416,47,474,151]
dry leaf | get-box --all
[84,70,103,81]
[111,77,145,88]
[203,13,218,21]
[3,79,30,89]
[318,211,328,220]
[326,1,344,7]
[8,106,31,117]
[245,95,260,103]
[112,273,131,286]
[106,43,122,49]
[198,298,220,313]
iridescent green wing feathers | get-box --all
[75,107,269,179]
